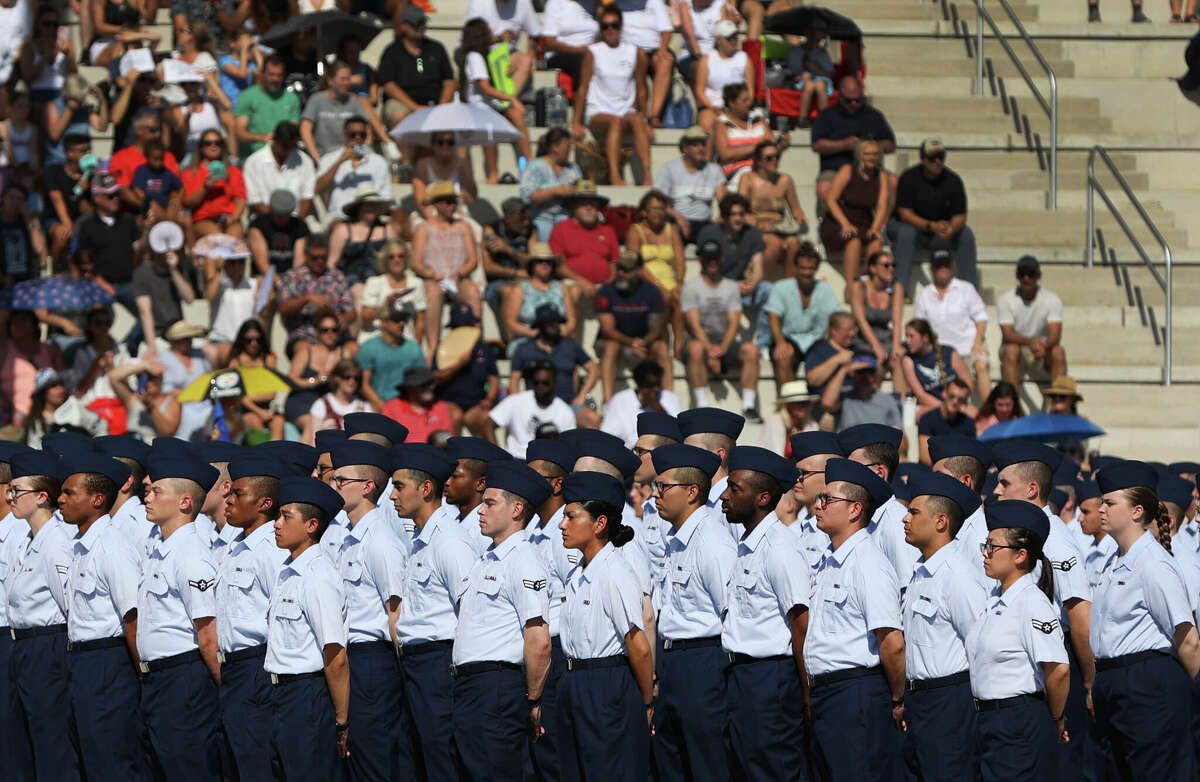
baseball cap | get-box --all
[920,138,946,157]
[91,171,119,195]
[697,239,722,259]
[384,297,415,321]
[269,189,297,215]
[448,303,480,327]
[930,249,953,267]
[714,19,739,38]
[401,5,427,26]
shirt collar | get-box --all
[233,520,276,553]
[27,518,62,552]
[828,526,869,565]
[74,514,113,553]
[345,504,381,542]
[708,475,727,506]
[283,543,323,576]
[915,541,953,577]
[0,511,20,541]
[739,512,778,553]
[415,505,451,546]
[580,542,616,583]
[993,572,1037,605]
[151,520,197,557]
[670,506,708,547]
[1113,530,1157,572]
[487,529,526,560]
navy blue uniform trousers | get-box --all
[653,641,734,782]
[66,642,149,781]
[345,640,410,782]
[11,628,80,782]
[0,630,33,782]
[809,669,901,782]
[529,635,564,782]
[901,677,976,781]
[976,696,1057,782]
[1094,651,1196,781]
[452,665,527,782]
[142,655,221,782]
[398,641,456,782]
[558,657,649,781]
[219,649,276,781]
[726,655,808,782]
[270,673,341,782]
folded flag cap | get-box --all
[650,443,721,478]
[277,476,344,520]
[562,471,626,508]
[728,446,799,492]
[984,499,1049,544]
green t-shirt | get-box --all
[234,86,301,157]
[356,336,426,403]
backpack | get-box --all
[661,78,695,129]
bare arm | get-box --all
[903,356,940,410]
[824,165,853,228]
[574,360,600,404]
[524,618,552,739]
[949,351,972,392]
[875,627,906,720]
[194,617,221,685]
[1045,321,1062,349]
[1042,661,1070,742]
[625,625,655,713]
[694,55,714,111]
[136,295,157,356]
[820,364,848,413]
[322,643,350,757]
[806,348,850,391]
[1065,599,1095,697]
[1175,624,1200,681]
[571,52,593,137]
[788,606,810,715]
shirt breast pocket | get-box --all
[72,568,101,607]
[909,594,939,644]
[475,576,503,602]
[272,600,308,648]
[409,561,435,609]
[225,567,257,611]
[341,561,364,587]
[670,564,699,610]
[142,572,171,619]
[734,570,762,619]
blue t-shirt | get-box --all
[803,338,854,397]
[511,337,592,403]
[218,54,256,108]
[596,281,665,339]
[356,335,426,403]
[909,345,959,399]
[434,340,497,410]
[764,278,842,353]
[131,164,183,208]
[917,408,976,438]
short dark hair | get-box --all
[498,489,536,524]
[307,232,330,250]
[241,476,281,519]
[923,494,965,537]
[938,455,985,492]
[722,82,749,106]
[796,241,820,262]
[860,442,899,482]
[264,53,286,71]
[947,377,971,394]
[273,121,301,145]
[598,4,622,22]
[343,116,367,132]
[64,133,90,149]
[633,361,663,389]
[291,501,331,539]
[743,470,785,509]
[143,139,165,156]
[840,481,876,522]
[80,472,119,513]
[402,468,445,500]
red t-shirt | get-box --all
[549,218,619,285]
[108,146,180,187]
[381,398,455,444]
[180,163,247,223]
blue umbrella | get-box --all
[3,277,116,311]
[979,413,1105,444]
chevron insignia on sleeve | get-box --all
[523,579,547,591]
[1051,558,1077,572]
[189,579,215,592]
[1032,619,1059,634]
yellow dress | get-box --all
[633,223,680,292]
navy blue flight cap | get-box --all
[728,446,799,492]
[908,471,982,519]
[1096,460,1157,495]
[824,458,893,507]
[525,439,573,473]
[984,499,1049,544]
[677,407,745,440]
[650,443,721,478]
[61,452,131,488]
[1147,461,1171,477]
[277,476,344,520]
[42,431,96,458]
[1157,475,1196,511]
[149,437,193,458]
[314,430,348,454]
[94,435,151,466]
[228,454,294,482]
[147,456,219,492]
[1054,457,1081,486]
[1090,455,1122,473]
[1169,461,1200,476]
[10,450,64,481]
[981,471,999,499]
[637,412,681,442]
[330,441,391,473]
[837,424,902,455]
[991,442,1063,472]
[389,444,456,482]
[197,440,243,464]
[485,461,552,509]
[448,436,513,464]
[562,471,626,508]
[343,413,409,446]
[789,432,843,462]
[928,435,992,469]
[1048,488,1069,510]
[0,442,32,464]
[893,462,931,502]
[572,429,639,479]
[1075,481,1101,502]
[255,440,320,473]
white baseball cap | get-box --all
[714,20,739,38]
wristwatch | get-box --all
[891,696,905,708]
[527,696,541,708]
[335,720,349,732]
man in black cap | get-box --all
[678,407,746,539]
[445,436,514,555]
[839,423,918,582]
[510,302,602,429]
[600,360,683,450]
[890,138,976,292]
[383,366,455,445]
[489,360,578,459]
[997,254,1067,386]
[378,5,456,148]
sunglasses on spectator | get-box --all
[760,154,779,162]
[432,137,455,146]
[434,197,457,205]
[308,252,329,261]
[319,325,340,334]
[925,153,946,162]
[202,138,223,147]
[245,335,262,342]
[337,374,361,382]
[142,125,162,134]
[387,253,406,260]
[346,131,367,140]
[600,21,622,29]
[1017,269,1037,279]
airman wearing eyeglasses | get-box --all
[786,431,840,571]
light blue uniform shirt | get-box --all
[265,545,348,674]
[452,530,549,666]
[322,511,349,561]
[7,519,73,629]
[216,521,288,653]
[636,500,669,610]
[1179,519,1200,555]
[966,573,1067,699]
[136,522,218,661]
[1172,535,1200,621]
[0,512,31,625]
[658,507,736,643]
[378,477,414,557]
[1039,506,1091,630]
[336,505,408,644]
[457,503,493,557]
[707,475,743,541]
[804,527,901,676]
[902,543,987,680]
[110,497,153,564]
[561,543,645,659]
[955,506,991,590]
[722,513,812,658]
[787,509,830,573]
[398,505,477,645]
[66,515,140,643]
[867,496,920,586]
[526,505,581,638]
[1082,534,1118,592]
[1089,531,1195,659]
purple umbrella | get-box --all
[4,277,116,311]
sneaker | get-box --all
[499,172,519,184]
[1088,4,1101,21]
[1132,6,1149,21]
[742,407,764,425]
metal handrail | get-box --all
[973,0,1058,207]
[1085,146,1173,386]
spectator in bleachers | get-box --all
[248,189,309,275]
[359,240,425,342]
[110,68,159,150]
[481,197,533,324]
[285,306,358,433]
[172,68,234,165]
[695,194,770,342]
[281,26,319,81]
[0,309,62,426]
[974,380,1024,437]
[900,317,970,419]
[180,129,246,238]
[1,86,38,170]
[917,377,975,464]
[24,368,107,446]
[74,172,140,324]
[739,139,808,279]
[762,380,819,455]
[225,318,284,440]
[820,354,903,431]
[20,5,75,108]
[550,180,618,301]
[657,125,725,243]
[819,138,887,302]
[849,248,905,394]
[174,19,218,73]
[519,127,580,241]
[811,76,896,210]
[382,366,455,442]
[159,319,212,441]
[489,360,578,457]
[202,251,255,366]
[573,5,652,187]
[171,0,239,53]
[107,356,177,439]
[998,254,1067,385]
[379,7,456,138]
[626,189,685,345]
[695,20,751,136]
[65,307,125,404]
[358,297,426,412]
[128,139,185,221]
[913,248,990,400]
[329,188,399,307]
[891,138,977,290]
[412,181,481,356]
[766,243,840,384]
[337,34,375,102]
[803,309,857,398]
[44,74,108,166]
[37,250,105,352]
[1043,375,1084,416]
[787,20,836,124]
[600,359,682,447]
[86,0,153,66]
[458,17,534,184]
[218,32,262,109]
[305,357,372,441]
[542,0,598,85]
[109,108,180,202]
[433,304,499,436]
[0,183,45,284]
[676,0,727,83]
[0,0,29,88]
[243,121,314,219]
[463,0,540,100]
[412,131,478,221]
[681,244,761,414]
[713,83,774,189]
[302,60,388,159]
[502,240,574,354]
[613,0,673,125]
[595,251,671,403]
[509,303,601,427]
[277,233,355,347]
[234,54,301,158]
[133,232,196,355]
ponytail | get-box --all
[1035,553,1055,603]
[1123,486,1171,555]
[579,499,631,547]
[1155,502,1173,555]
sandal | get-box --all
[1188,13,1200,21]
[1172,12,1183,21]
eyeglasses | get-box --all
[842,97,864,105]
[336,374,361,382]
[432,138,455,147]
[875,262,894,268]
[434,197,457,205]
[142,126,162,135]
[244,335,262,343]
[202,139,223,147]
[814,493,855,508]
[925,154,946,163]
[796,468,825,483]
[331,476,369,488]
[760,154,779,162]
[318,326,340,334]
[980,542,1022,557]
[651,481,692,495]
[600,21,622,30]
[5,486,38,500]
[346,131,367,140]
[632,446,650,458]
[308,253,329,261]
[1017,270,1037,279]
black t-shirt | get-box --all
[694,222,765,281]
[377,38,455,107]
[486,219,534,275]
[434,340,498,410]
[917,408,977,438]
[44,164,89,221]
[896,166,968,222]
[0,219,34,280]
[249,214,310,274]
[596,281,664,338]
[75,212,141,283]
[810,103,897,171]
[511,337,591,403]
[133,261,191,337]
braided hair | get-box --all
[907,318,948,390]
[1124,486,1172,554]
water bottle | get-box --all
[547,89,568,130]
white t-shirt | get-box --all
[464,0,542,40]
[704,50,747,108]
[0,0,30,83]
[358,273,427,343]
[489,390,577,458]
[309,394,372,429]
[543,0,599,48]
[243,146,316,210]
[912,278,988,357]
[315,147,392,220]
[600,388,683,449]
[619,0,672,52]
[585,41,638,120]
[464,51,491,105]
[996,286,1062,340]
[684,0,728,59]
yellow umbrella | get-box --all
[179,367,293,403]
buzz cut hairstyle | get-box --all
[1013,460,1054,503]
[947,377,971,393]
[166,477,206,516]
[401,467,444,500]
[743,470,784,508]
[668,466,712,501]
[838,481,876,522]
[352,432,393,448]
[0,461,11,484]
[689,432,734,471]
[238,475,281,519]
[939,455,985,492]
[459,457,488,480]
[290,501,332,540]
[349,464,389,504]
[922,494,965,537]
[861,441,900,482]
[498,489,536,525]
[638,433,677,449]
[79,472,119,514]
[530,460,567,479]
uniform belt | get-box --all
[11,623,67,640]
[449,660,522,679]
[398,639,452,658]
[1095,649,1170,672]
[973,692,1044,711]
[662,636,722,652]
[808,664,882,689]
[139,649,202,675]
[218,644,267,665]
[348,639,396,652]
[907,670,970,692]
[565,655,627,672]
[67,636,126,652]
[269,671,324,686]
[728,653,792,666]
